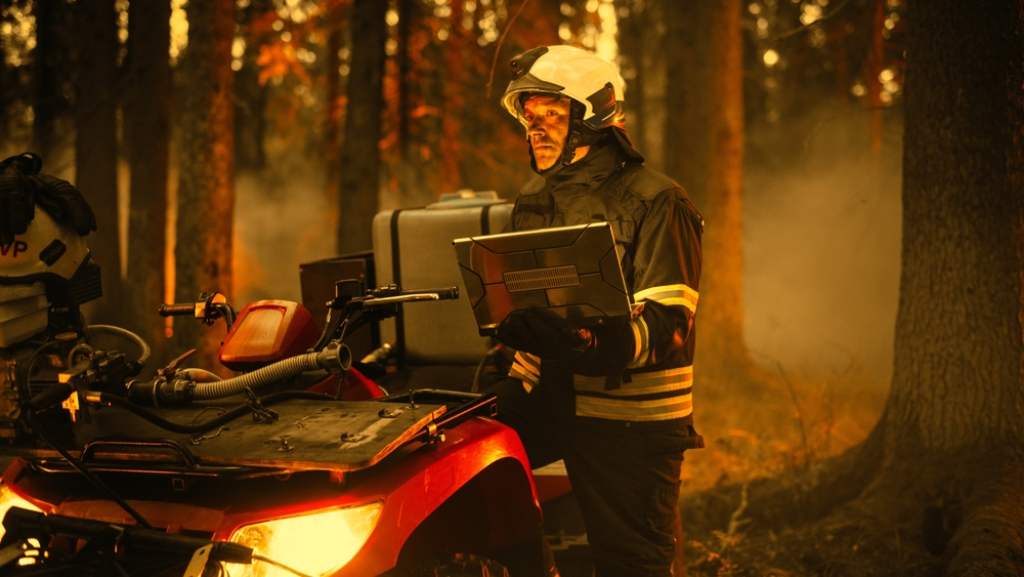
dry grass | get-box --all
[679,365,892,577]
[683,364,886,494]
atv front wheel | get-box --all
[395,554,511,577]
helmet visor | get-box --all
[501,73,567,126]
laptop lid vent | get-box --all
[503,265,581,293]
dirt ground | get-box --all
[678,368,909,577]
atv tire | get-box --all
[397,554,511,577]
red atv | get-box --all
[0,282,554,576]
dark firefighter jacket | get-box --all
[506,136,704,423]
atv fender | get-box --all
[213,415,541,577]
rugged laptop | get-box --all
[453,222,631,335]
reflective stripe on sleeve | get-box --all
[628,315,650,367]
[634,284,699,314]
[509,351,541,392]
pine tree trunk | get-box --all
[74,0,120,323]
[440,0,465,194]
[174,0,235,357]
[871,1,1022,572]
[124,0,170,354]
[889,0,1023,455]
[33,0,63,161]
[866,0,885,153]
[234,0,271,171]
[324,1,344,225]
[397,0,416,163]
[614,0,647,154]
[337,0,387,254]
[663,0,748,376]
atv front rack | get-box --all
[29,439,264,479]
[12,393,497,476]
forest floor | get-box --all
[676,367,933,577]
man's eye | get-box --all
[546,110,560,117]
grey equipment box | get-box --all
[372,198,512,365]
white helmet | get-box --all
[501,45,626,131]
[0,154,98,347]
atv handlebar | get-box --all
[362,286,459,306]
[157,303,195,316]
[361,290,456,307]
[159,291,236,330]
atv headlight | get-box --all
[0,484,43,542]
[225,502,383,577]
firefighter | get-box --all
[492,45,704,577]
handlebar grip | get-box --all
[405,287,459,300]
[434,287,459,300]
[159,303,196,317]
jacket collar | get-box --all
[543,139,629,189]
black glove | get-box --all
[495,307,586,360]
[570,314,635,377]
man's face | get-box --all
[522,94,571,171]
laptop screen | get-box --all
[453,222,631,335]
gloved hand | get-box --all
[570,314,635,376]
[495,307,587,360]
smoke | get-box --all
[232,155,337,306]
[743,103,903,386]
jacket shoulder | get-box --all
[621,165,704,231]
[620,165,684,201]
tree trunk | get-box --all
[784,1,1023,573]
[663,0,748,376]
[337,0,387,254]
[124,0,170,354]
[397,0,416,163]
[324,0,344,226]
[866,0,885,153]
[393,0,428,208]
[234,0,271,171]
[614,0,647,155]
[891,0,1022,458]
[440,0,465,194]
[33,0,64,161]
[74,0,120,323]
[174,0,235,358]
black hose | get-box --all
[95,391,333,435]
[85,324,151,367]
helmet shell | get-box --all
[0,208,93,346]
[502,45,625,131]
[0,209,91,284]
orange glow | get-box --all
[226,502,383,577]
[0,484,42,542]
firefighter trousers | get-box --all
[490,377,692,577]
